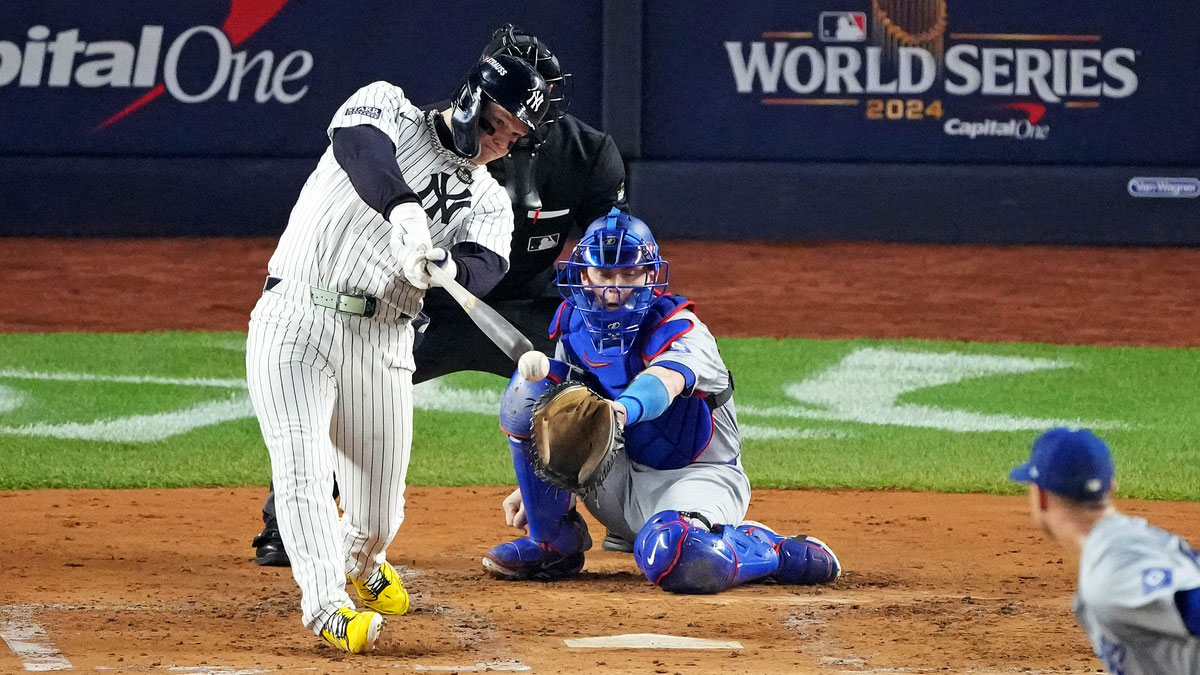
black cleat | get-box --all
[251,528,290,567]
[601,530,634,553]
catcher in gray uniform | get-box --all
[1009,427,1200,674]
[481,211,841,594]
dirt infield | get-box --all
[1,238,1198,673]
[1,238,1197,344]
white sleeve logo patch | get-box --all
[344,106,382,119]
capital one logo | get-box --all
[0,0,310,129]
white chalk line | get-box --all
[0,606,73,671]
[0,369,247,389]
[412,661,529,672]
[0,346,1129,444]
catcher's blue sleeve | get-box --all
[616,373,672,425]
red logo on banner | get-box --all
[98,0,293,129]
[1001,102,1047,124]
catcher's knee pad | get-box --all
[633,510,779,594]
[736,522,842,585]
[499,357,574,438]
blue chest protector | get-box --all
[550,294,715,470]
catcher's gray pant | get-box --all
[581,453,752,542]
[246,286,414,634]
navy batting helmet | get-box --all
[482,24,570,126]
[450,54,550,159]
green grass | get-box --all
[0,331,1197,500]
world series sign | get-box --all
[641,0,1200,165]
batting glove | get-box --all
[389,202,434,290]
[422,247,457,288]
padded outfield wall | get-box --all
[0,1,1197,243]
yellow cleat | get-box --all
[319,606,382,654]
[350,561,410,615]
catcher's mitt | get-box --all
[529,381,624,492]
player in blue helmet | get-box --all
[482,209,842,594]
[556,210,669,355]
[1009,428,1200,673]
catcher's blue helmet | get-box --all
[556,209,669,355]
[450,54,550,159]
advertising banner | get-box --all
[643,1,1200,164]
[0,1,602,157]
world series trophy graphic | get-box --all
[871,0,949,71]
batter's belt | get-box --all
[263,276,404,320]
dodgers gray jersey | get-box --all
[267,81,513,332]
[575,308,750,538]
[647,309,740,466]
[1074,513,1200,674]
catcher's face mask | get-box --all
[556,209,669,355]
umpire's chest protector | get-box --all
[553,295,715,470]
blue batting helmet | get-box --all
[556,209,669,355]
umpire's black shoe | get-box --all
[252,528,290,567]
[601,530,635,553]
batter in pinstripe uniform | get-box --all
[246,55,549,654]
[251,25,626,568]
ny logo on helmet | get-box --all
[525,89,545,111]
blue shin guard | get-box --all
[483,438,591,580]
[498,364,578,543]
[510,436,572,542]
[632,510,779,594]
[484,363,591,580]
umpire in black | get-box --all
[252,25,626,565]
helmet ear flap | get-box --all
[450,69,484,159]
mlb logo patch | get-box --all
[1140,567,1172,594]
[526,233,560,252]
[819,12,867,42]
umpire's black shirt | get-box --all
[484,112,626,300]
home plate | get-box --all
[563,633,743,650]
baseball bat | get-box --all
[424,262,536,363]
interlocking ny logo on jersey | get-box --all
[416,174,471,225]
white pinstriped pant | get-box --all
[246,286,413,634]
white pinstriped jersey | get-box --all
[266,81,514,323]
[247,80,517,634]
[1075,514,1200,674]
